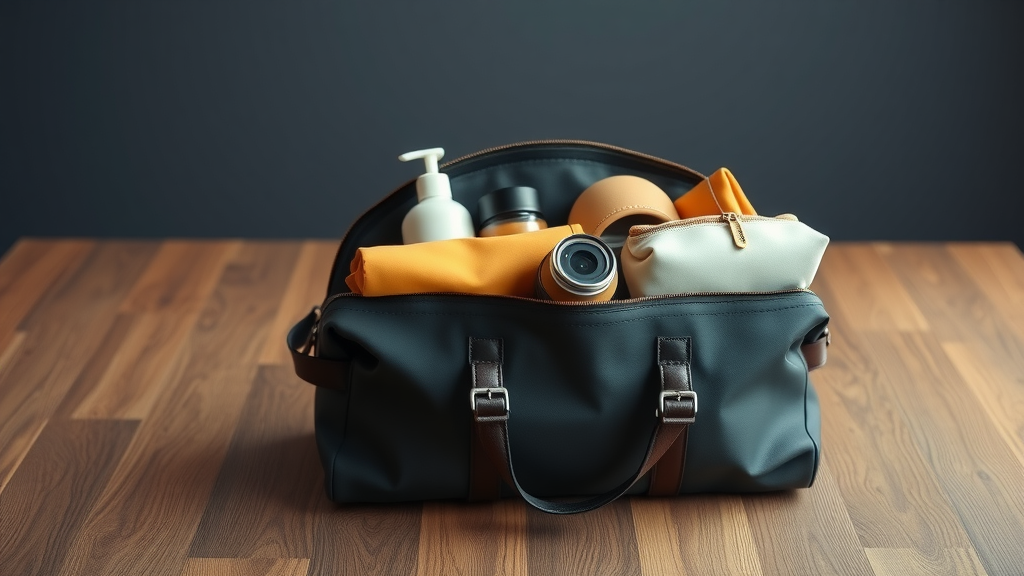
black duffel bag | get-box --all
[288,140,830,514]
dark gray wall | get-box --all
[2,0,1023,256]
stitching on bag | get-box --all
[469,337,503,365]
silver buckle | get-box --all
[470,387,510,413]
[658,390,697,424]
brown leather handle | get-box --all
[468,337,696,514]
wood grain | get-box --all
[0,239,94,345]
[189,365,321,558]
[864,548,988,576]
[0,240,1023,576]
[814,330,972,551]
[865,332,1024,575]
[527,499,642,576]
[816,244,929,332]
[179,558,309,576]
[0,243,156,503]
[416,501,528,576]
[69,242,239,419]
[0,419,138,576]
[308,504,422,576]
[632,496,763,576]
[744,460,874,575]
[942,341,1024,468]
[259,240,338,366]
[56,242,301,576]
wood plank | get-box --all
[52,314,137,418]
[744,460,874,576]
[259,241,338,366]
[415,501,528,576]
[0,419,138,576]
[69,242,239,419]
[947,243,1024,344]
[0,242,156,501]
[308,504,422,576]
[527,498,641,576]
[864,548,987,576]
[55,242,302,576]
[814,330,973,550]
[864,332,1024,575]
[0,417,46,496]
[179,558,309,576]
[815,244,929,332]
[190,365,321,558]
[0,239,94,344]
[942,342,1024,468]
[70,312,196,419]
[0,330,25,378]
[632,496,763,576]
[119,240,240,313]
[879,245,1024,360]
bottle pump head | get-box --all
[399,148,451,202]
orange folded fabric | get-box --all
[346,224,585,297]
[674,168,757,218]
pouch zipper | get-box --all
[628,212,802,249]
[325,140,708,297]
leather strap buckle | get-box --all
[658,390,697,424]
[471,387,510,415]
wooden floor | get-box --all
[1,240,1023,576]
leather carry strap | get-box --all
[468,336,696,514]
[647,326,831,497]
[288,307,351,391]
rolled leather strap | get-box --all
[468,336,696,514]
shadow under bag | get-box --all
[288,141,831,515]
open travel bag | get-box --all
[288,141,831,514]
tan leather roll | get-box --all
[567,176,679,246]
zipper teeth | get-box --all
[628,214,782,240]
[320,288,812,316]
[325,140,708,296]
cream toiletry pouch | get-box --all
[620,213,829,297]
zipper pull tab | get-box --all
[723,212,747,248]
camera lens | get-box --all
[562,246,603,281]
[548,235,616,296]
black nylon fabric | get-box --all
[314,290,828,503]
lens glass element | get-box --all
[551,235,616,295]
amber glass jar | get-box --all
[478,186,548,237]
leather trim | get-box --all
[468,336,695,514]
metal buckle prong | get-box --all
[470,387,510,413]
[658,390,697,424]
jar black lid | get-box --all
[478,186,544,226]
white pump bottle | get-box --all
[399,148,476,244]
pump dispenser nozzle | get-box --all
[399,148,450,202]
[398,147,475,244]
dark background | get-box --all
[2,0,1023,256]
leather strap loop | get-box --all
[468,336,695,514]
[287,307,351,391]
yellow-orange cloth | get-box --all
[674,168,757,218]
[346,224,585,297]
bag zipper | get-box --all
[318,287,813,320]
[325,140,708,297]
